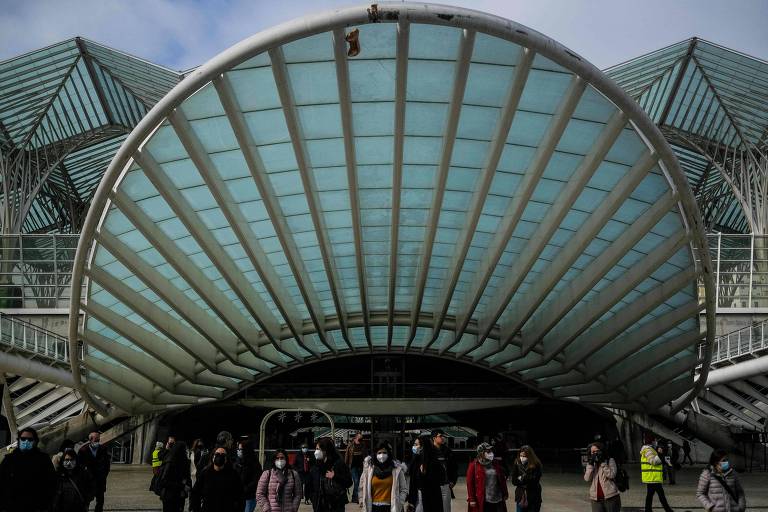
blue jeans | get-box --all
[351,467,361,502]
[244,498,257,512]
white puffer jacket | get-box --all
[359,456,408,512]
[696,467,746,512]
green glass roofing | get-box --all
[0,38,182,233]
[68,3,714,415]
[606,38,768,234]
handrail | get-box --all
[698,317,768,366]
[0,312,81,364]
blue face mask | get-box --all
[412,445,421,455]
[18,439,34,451]
[719,460,730,472]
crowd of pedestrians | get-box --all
[0,426,751,512]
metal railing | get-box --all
[0,313,79,364]
[703,233,768,311]
[699,317,768,366]
[0,234,84,309]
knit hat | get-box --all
[476,442,493,454]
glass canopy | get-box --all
[68,3,715,414]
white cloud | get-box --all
[1,0,766,69]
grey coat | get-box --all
[696,467,746,512]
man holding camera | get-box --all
[584,442,621,512]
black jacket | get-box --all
[77,444,111,490]
[53,465,94,512]
[435,444,458,486]
[407,454,444,512]
[235,457,263,500]
[191,464,244,512]
[158,452,192,502]
[0,447,57,512]
[316,455,352,511]
[511,461,542,506]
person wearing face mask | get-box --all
[696,449,746,512]
[407,435,443,512]
[296,443,313,505]
[53,448,95,512]
[191,447,244,512]
[77,431,111,512]
[256,448,303,512]
[431,430,457,512]
[510,445,542,512]
[0,427,57,512]
[156,441,192,512]
[235,439,262,512]
[359,442,408,512]
[314,437,353,512]
[466,443,509,512]
[639,433,672,512]
[584,442,620,512]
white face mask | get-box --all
[314,449,324,460]
[412,445,421,455]
[519,456,528,464]
[376,453,389,464]
[485,452,494,461]
[275,459,286,469]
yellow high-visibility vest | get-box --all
[640,446,663,484]
[152,448,163,468]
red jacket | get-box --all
[466,460,508,512]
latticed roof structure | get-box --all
[0,38,181,233]
[63,3,714,416]
[606,38,768,234]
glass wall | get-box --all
[707,234,768,310]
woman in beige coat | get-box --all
[584,442,621,512]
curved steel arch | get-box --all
[68,2,715,415]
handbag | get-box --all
[518,489,528,508]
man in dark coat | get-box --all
[0,427,57,512]
[77,430,111,512]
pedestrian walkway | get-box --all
[100,465,768,511]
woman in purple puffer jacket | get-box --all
[257,448,303,512]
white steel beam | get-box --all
[269,46,353,350]
[450,75,586,349]
[12,381,56,407]
[519,191,678,354]
[712,385,766,419]
[15,387,69,420]
[168,108,323,358]
[97,228,287,368]
[491,149,659,354]
[19,392,81,430]
[412,29,475,351]
[624,355,696,401]
[86,265,258,379]
[581,302,701,380]
[81,300,236,389]
[474,109,627,352]
[81,329,223,399]
[214,74,333,353]
[129,151,293,358]
[333,27,371,347]
[534,231,688,356]
[501,231,688,372]
[387,20,409,349]
[702,390,764,430]
[434,46,534,354]
[0,374,18,441]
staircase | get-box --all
[0,312,80,366]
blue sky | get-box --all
[1,0,766,69]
